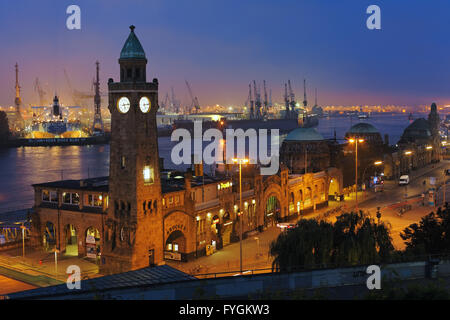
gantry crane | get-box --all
[185,80,200,114]
[34,77,47,106]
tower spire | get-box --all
[92,60,104,133]
[14,63,24,131]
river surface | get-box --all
[0,113,418,212]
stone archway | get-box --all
[64,224,78,256]
[328,178,340,201]
[264,195,281,227]
[85,226,101,259]
[165,230,186,261]
[43,221,56,252]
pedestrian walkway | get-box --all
[0,247,100,288]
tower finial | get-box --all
[130,25,135,32]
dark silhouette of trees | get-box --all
[270,211,394,272]
[0,111,9,144]
[400,205,450,255]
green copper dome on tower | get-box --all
[120,25,146,59]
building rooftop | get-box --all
[284,127,324,142]
[347,122,380,134]
[32,176,109,192]
[120,25,146,60]
[8,264,196,300]
[32,173,229,194]
[399,118,432,142]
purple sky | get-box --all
[1,0,450,109]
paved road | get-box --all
[168,160,450,276]
[0,275,36,295]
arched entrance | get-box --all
[304,187,312,209]
[265,195,281,226]
[221,211,232,246]
[43,221,56,252]
[64,224,78,256]
[328,178,340,201]
[85,227,100,259]
[165,230,186,261]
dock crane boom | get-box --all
[34,77,47,106]
[185,80,200,113]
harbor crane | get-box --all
[185,80,200,113]
[34,78,47,106]
[160,92,170,112]
[284,82,290,119]
[64,69,94,106]
[246,83,254,119]
[288,80,296,114]
[263,80,268,117]
[303,78,308,108]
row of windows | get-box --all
[162,194,181,208]
[41,190,104,208]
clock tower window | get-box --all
[143,166,154,184]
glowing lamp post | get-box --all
[232,158,248,274]
[348,138,364,210]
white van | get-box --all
[399,175,410,185]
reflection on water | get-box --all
[0,145,110,212]
[0,113,414,211]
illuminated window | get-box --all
[143,166,154,184]
[50,191,58,202]
[167,243,172,251]
[62,192,80,205]
[173,243,179,252]
[42,190,50,202]
[121,156,126,169]
[87,194,103,207]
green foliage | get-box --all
[401,205,450,255]
[0,111,9,143]
[270,211,394,272]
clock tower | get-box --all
[101,26,163,274]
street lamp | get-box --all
[20,223,26,259]
[348,138,364,210]
[232,157,248,274]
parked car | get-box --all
[276,223,296,231]
[399,175,410,185]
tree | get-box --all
[0,111,9,144]
[270,211,394,272]
[400,205,450,255]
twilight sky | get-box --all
[1,0,450,109]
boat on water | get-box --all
[358,112,369,120]
[29,95,84,138]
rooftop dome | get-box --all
[284,127,324,142]
[400,118,431,142]
[347,122,379,134]
[120,25,146,59]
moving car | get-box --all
[399,175,410,185]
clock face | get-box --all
[117,97,130,113]
[139,96,151,113]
